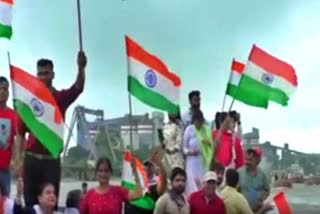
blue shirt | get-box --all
[237,166,270,210]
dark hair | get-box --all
[170,167,186,182]
[215,112,227,129]
[82,182,88,188]
[228,110,239,122]
[38,182,55,196]
[211,161,225,173]
[0,76,9,86]
[95,157,113,173]
[168,110,181,122]
[225,168,239,187]
[188,90,200,101]
[192,109,204,124]
[66,189,82,208]
[37,59,54,69]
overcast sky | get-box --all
[0,0,319,153]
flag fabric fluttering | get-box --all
[236,45,298,108]
[121,151,155,210]
[272,192,292,214]
[226,59,269,108]
[0,0,13,39]
[10,65,64,158]
[126,35,181,114]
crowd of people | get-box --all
[0,51,274,214]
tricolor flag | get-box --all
[0,0,13,39]
[10,65,64,158]
[236,45,298,108]
[126,36,181,114]
[272,192,292,214]
[226,59,269,107]
[121,151,155,210]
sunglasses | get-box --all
[37,71,51,76]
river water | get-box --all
[11,180,320,213]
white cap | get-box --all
[203,171,217,182]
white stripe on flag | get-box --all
[245,61,296,95]
[128,57,179,104]
[0,2,12,26]
[229,71,242,86]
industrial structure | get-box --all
[63,105,165,164]
[243,128,320,175]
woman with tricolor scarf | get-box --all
[183,110,213,196]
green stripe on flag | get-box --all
[238,75,289,107]
[13,99,63,158]
[0,23,12,39]
[226,83,268,108]
[121,180,136,190]
[128,76,179,114]
[122,181,155,210]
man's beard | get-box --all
[172,185,185,194]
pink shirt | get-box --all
[213,130,244,169]
[80,186,129,214]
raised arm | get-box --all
[75,51,86,90]
[128,159,143,200]
[214,117,230,146]
[151,152,167,195]
[60,51,87,109]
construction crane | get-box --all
[63,105,120,164]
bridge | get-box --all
[243,142,320,175]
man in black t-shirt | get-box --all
[125,152,167,214]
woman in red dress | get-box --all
[80,157,143,214]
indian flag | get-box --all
[237,45,298,108]
[126,35,181,114]
[0,0,13,39]
[121,151,155,210]
[226,59,269,107]
[272,192,292,214]
[10,65,64,158]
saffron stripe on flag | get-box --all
[248,45,297,86]
[125,35,181,87]
[123,151,149,188]
[10,66,63,123]
[0,0,13,5]
[231,59,245,74]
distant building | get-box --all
[243,127,260,145]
